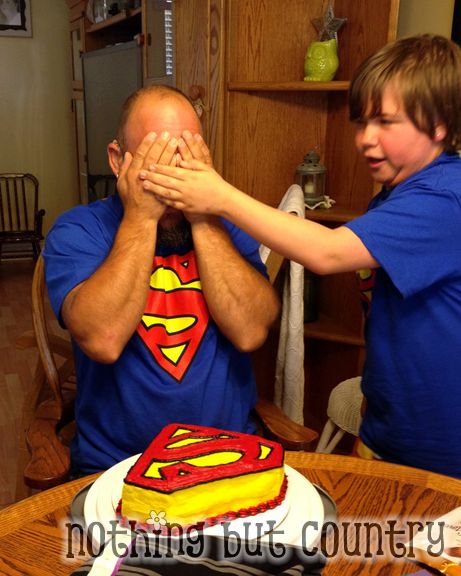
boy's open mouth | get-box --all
[366,156,386,169]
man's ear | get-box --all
[107,140,123,176]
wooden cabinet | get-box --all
[67,1,88,204]
[65,1,177,203]
[63,0,401,428]
[173,0,225,169]
[65,0,220,200]
[83,6,142,53]
[143,0,174,84]
[218,0,400,426]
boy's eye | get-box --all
[378,117,396,126]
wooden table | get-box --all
[1,452,461,575]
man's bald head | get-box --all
[116,85,201,154]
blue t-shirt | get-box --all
[346,152,461,478]
[44,195,265,474]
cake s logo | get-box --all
[137,251,209,381]
[125,424,284,493]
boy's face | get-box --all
[354,85,445,188]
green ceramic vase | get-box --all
[304,38,339,82]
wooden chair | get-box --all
[0,173,45,261]
[18,252,318,492]
[16,254,76,495]
[88,174,117,203]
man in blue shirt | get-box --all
[44,85,280,474]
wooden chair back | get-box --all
[88,174,117,202]
[31,255,63,405]
[264,248,285,286]
[0,173,45,260]
[16,255,75,493]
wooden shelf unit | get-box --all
[86,8,142,34]
[228,81,350,92]
[222,0,400,425]
[84,8,142,52]
[305,206,361,224]
[66,1,174,202]
[304,314,365,347]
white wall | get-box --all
[0,0,78,234]
[398,0,455,37]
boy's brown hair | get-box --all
[349,34,461,153]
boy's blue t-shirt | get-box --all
[44,195,265,474]
[346,152,461,477]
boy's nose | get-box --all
[355,123,378,148]
[359,123,379,147]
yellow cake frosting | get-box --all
[121,423,285,527]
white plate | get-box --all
[84,457,323,550]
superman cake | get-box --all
[121,423,287,528]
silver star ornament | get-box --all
[312,3,347,42]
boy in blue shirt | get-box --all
[146,35,461,478]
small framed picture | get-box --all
[0,0,32,38]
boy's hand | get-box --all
[139,159,231,217]
[175,130,213,222]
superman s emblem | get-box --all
[125,423,284,493]
[137,250,209,381]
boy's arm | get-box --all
[142,161,379,275]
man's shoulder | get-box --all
[52,195,122,228]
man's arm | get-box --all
[61,132,177,363]
[177,132,280,351]
[191,215,280,352]
[61,218,157,363]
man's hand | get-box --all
[116,131,179,223]
[177,130,213,166]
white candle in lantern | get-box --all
[304,180,315,196]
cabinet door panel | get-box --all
[225,91,327,207]
[219,0,399,426]
[174,0,224,168]
[143,0,175,85]
[72,96,88,204]
[227,0,325,83]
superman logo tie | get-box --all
[137,250,209,381]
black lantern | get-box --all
[295,150,326,207]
